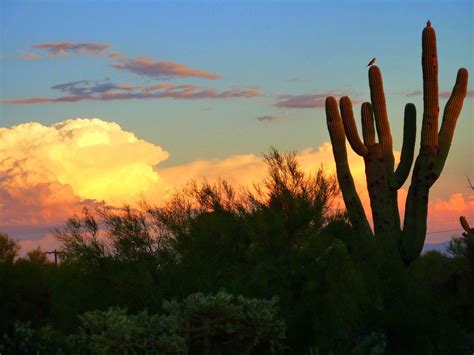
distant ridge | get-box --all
[422,241,451,255]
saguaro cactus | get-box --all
[325,22,468,264]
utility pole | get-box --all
[46,249,62,265]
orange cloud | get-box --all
[3,119,468,252]
[0,119,169,210]
[160,143,469,244]
[2,97,75,104]
[0,178,94,227]
[31,42,111,57]
[21,53,40,60]
[18,233,59,255]
[159,143,370,213]
[0,119,173,250]
[108,51,125,59]
[2,80,262,105]
[111,56,222,80]
[426,193,474,243]
[275,92,360,109]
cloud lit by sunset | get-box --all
[0,119,169,211]
[1,116,471,254]
[0,1,472,255]
[2,2,473,351]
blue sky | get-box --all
[0,0,472,249]
[1,0,472,167]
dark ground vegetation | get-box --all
[1,150,473,354]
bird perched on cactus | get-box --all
[325,21,468,264]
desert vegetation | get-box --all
[1,21,472,355]
[1,150,474,354]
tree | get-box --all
[0,233,20,263]
[161,291,285,354]
[24,248,50,264]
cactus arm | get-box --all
[326,97,373,238]
[361,102,376,146]
[391,103,416,189]
[434,68,469,177]
[368,66,395,174]
[400,22,468,264]
[400,23,438,264]
[401,153,434,263]
[401,23,440,263]
[340,96,369,156]
[421,22,439,148]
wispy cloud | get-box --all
[405,89,473,98]
[51,79,118,95]
[21,53,41,60]
[31,42,111,57]
[274,91,359,109]
[256,115,286,122]
[108,51,125,59]
[2,79,262,105]
[441,89,474,98]
[2,97,74,105]
[405,90,422,98]
[111,56,221,80]
[275,93,327,108]
[287,76,302,82]
[20,42,221,81]
[286,76,310,83]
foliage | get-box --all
[160,290,285,354]
[0,232,20,263]
[24,247,50,264]
[352,331,386,355]
[0,292,284,354]
[1,149,473,353]
[0,322,68,354]
[71,307,184,354]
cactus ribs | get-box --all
[325,22,468,264]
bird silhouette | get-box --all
[367,57,376,66]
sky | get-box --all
[0,0,473,252]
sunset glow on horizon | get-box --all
[0,0,472,253]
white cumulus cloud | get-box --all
[2,118,470,252]
[0,118,169,228]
